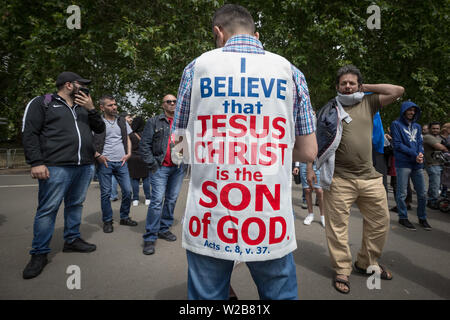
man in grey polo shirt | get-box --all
[94,95,138,233]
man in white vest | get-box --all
[172,4,317,300]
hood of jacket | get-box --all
[399,101,421,125]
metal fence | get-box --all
[0,148,29,169]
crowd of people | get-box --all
[19,4,448,300]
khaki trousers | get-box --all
[323,176,390,276]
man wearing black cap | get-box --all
[21,71,105,279]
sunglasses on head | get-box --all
[164,100,177,104]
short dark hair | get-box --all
[212,4,255,34]
[429,121,441,128]
[99,95,115,106]
[336,65,363,86]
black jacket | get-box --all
[140,114,172,172]
[22,93,105,167]
[316,98,339,159]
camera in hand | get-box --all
[79,87,90,96]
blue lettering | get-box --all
[240,77,245,97]
[228,77,239,97]
[247,77,259,98]
[214,77,226,97]
[261,78,275,98]
[200,78,212,98]
[277,79,287,100]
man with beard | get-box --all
[390,102,428,231]
[316,65,404,294]
[22,71,105,279]
[94,95,137,233]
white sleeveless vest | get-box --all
[182,48,296,261]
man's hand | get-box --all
[74,91,95,111]
[306,162,317,189]
[292,167,299,175]
[120,154,131,166]
[416,152,424,164]
[97,154,109,168]
[31,165,50,180]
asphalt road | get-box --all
[0,170,449,300]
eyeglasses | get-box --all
[164,100,177,104]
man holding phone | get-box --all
[22,71,105,279]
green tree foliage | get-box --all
[1,0,448,142]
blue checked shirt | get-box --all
[173,34,316,136]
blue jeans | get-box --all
[30,165,94,255]
[131,175,151,201]
[426,165,443,205]
[186,250,298,300]
[143,165,186,241]
[97,162,132,222]
[395,167,426,220]
[299,162,321,189]
[110,175,119,200]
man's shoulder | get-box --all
[423,134,440,144]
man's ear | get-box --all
[213,25,224,46]
[254,31,260,40]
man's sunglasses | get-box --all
[164,100,177,104]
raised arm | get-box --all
[362,83,405,108]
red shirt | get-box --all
[162,117,175,167]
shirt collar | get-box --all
[223,34,265,54]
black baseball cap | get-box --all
[56,71,91,87]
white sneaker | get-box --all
[304,213,314,225]
[321,216,325,228]
[132,200,139,206]
[145,199,150,206]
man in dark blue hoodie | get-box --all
[390,101,430,231]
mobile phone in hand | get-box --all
[79,87,90,96]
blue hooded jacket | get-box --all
[390,101,424,169]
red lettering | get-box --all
[250,115,270,138]
[212,115,227,137]
[255,184,280,211]
[228,142,249,165]
[199,181,218,208]
[259,143,277,166]
[242,217,266,245]
[272,117,286,139]
[201,212,211,239]
[208,141,224,164]
[229,115,247,137]
[220,183,251,211]
[217,216,238,244]
[189,216,201,237]
[197,115,210,137]
[194,141,206,163]
[269,216,286,244]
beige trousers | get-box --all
[323,176,390,276]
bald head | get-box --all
[162,94,177,118]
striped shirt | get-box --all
[173,34,316,136]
